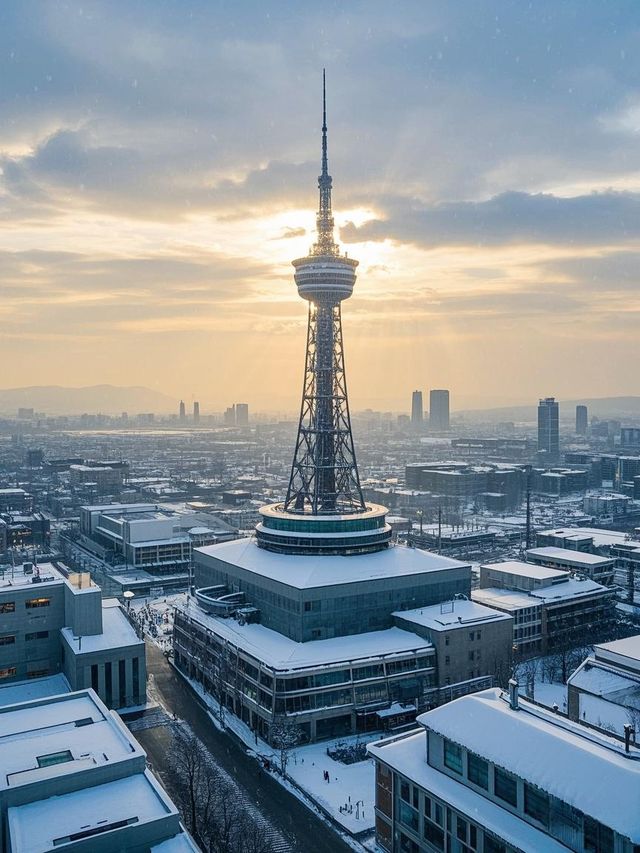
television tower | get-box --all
[256,73,390,555]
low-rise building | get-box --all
[70,463,125,494]
[525,546,616,585]
[0,488,33,514]
[0,689,196,852]
[0,561,146,708]
[568,635,640,736]
[479,560,569,593]
[369,686,640,853]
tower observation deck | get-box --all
[256,73,390,556]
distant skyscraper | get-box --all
[538,397,560,461]
[430,389,450,431]
[235,403,249,426]
[179,400,186,422]
[223,405,236,426]
[411,390,423,429]
[193,401,200,424]
[576,404,588,436]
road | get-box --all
[136,642,355,853]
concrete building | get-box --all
[411,391,423,430]
[474,560,616,657]
[0,488,33,513]
[405,461,524,509]
[369,686,640,853]
[0,689,196,852]
[537,397,559,462]
[584,491,631,518]
[621,427,640,449]
[0,561,146,708]
[429,390,450,431]
[2,511,50,547]
[179,399,186,422]
[70,463,124,494]
[235,403,249,426]
[576,404,588,435]
[568,635,640,736]
[193,400,200,424]
[393,599,513,703]
[525,545,616,585]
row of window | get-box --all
[0,665,50,680]
[0,598,51,613]
[0,631,48,645]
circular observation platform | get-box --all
[255,502,391,556]
[293,254,358,304]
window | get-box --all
[399,801,419,832]
[494,767,518,807]
[443,739,463,774]
[423,817,444,850]
[105,661,112,706]
[484,836,506,853]
[444,636,450,646]
[26,598,50,609]
[0,602,15,613]
[584,816,614,853]
[457,816,467,841]
[28,668,49,678]
[400,780,411,802]
[0,635,15,645]
[0,666,16,679]
[37,750,73,768]
[468,650,475,662]
[524,783,549,827]
[25,631,48,641]
[468,753,488,789]
[399,833,419,853]
[445,656,450,665]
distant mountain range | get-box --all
[0,385,177,416]
[457,397,640,423]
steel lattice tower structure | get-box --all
[256,73,390,555]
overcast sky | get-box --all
[1,1,639,411]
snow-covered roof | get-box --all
[529,577,609,603]
[569,658,640,707]
[177,600,433,671]
[595,635,640,673]
[538,526,639,548]
[368,730,569,853]
[0,691,140,791]
[393,599,511,632]
[417,688,640,842]
[472,588,540,611]
[481,560,568,581]
[7,770,176,851]
[526,546,614,566]
[61,600,142,653]
[152,833,201,853]
[0,673,71,709]
[195,538,469,590]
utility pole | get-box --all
[438,504,442,554]
[525,465,532,549]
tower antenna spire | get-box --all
[313,69,337,255]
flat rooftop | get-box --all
[595,635,640,671]
[7,770,174,852]
[177,600,432,671]
[526,546,615,566]
[393,599,511,632]
[538,526,639,549]
[0,673,71,709]
[196,538,469,590]
[529,577,608,602]
[481,560,568,581]
[472,588,542,611]
[61,599,142,653]
[0,691,139,791]
[417,688,640,843]
[0,561,65,590]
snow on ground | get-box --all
[130,592,187,651]
[531,681,567,712]
[579,693,633,736]
[184,673,374,844]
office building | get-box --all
[223,405,236,426]
[235,402,249,426]
[69,463,124,494]
[0,689,196,852]
[576,404,588,435]
[411,390,423,429]
[537,397,559,462]
[0,561,146,708]
[525,546,615,585]
[193,400,200,424]
[369,685,640,853]
[179,399,186,422]
[0,489,33,514]
[429,389,450,431]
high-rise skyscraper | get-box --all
[429,389,450,431]
[255,71,390,555]
[179,400,186,422]
[193,401,200,424]
[576,404,588,436]
[538,397,560,461]
[235,403,249,426]
[411,390,423,429]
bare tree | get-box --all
[269,714,303,775]
[168,723,274,853]
[515,658,539,700]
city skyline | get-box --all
[2,2,640,410]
